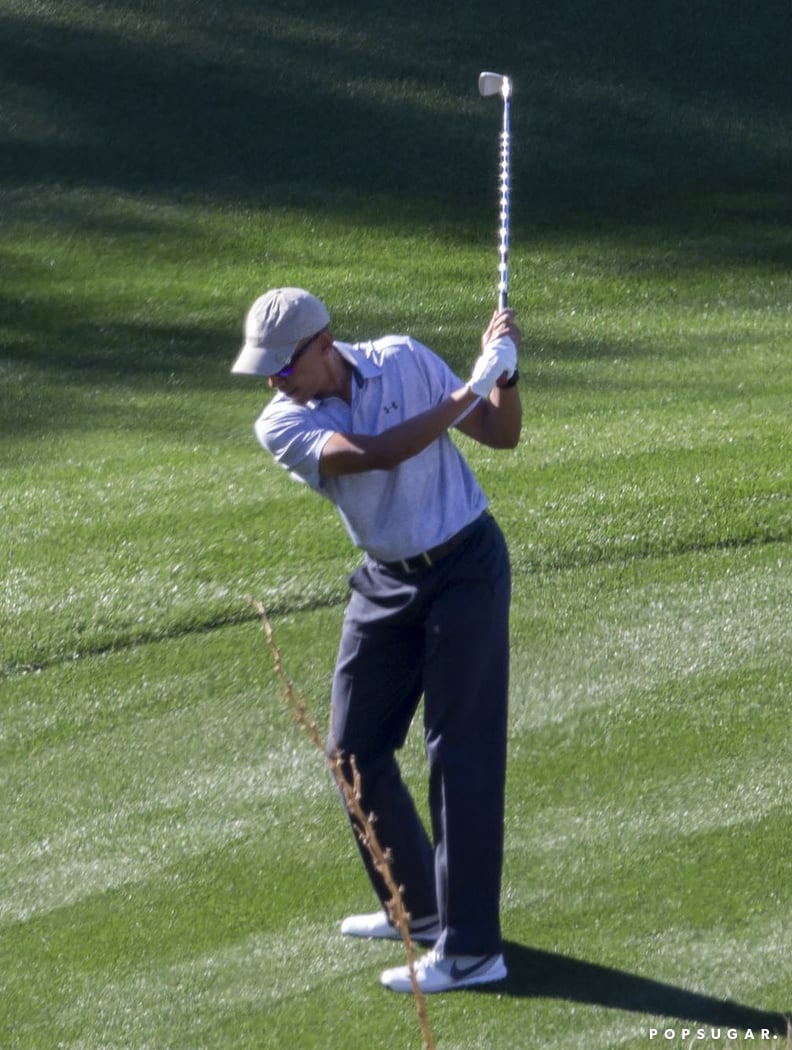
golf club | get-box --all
[478,71,513,311]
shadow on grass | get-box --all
[498,942,790,1035]
[1,3,791,226]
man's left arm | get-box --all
[455,382,522,449]
[455,308,523,449]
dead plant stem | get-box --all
[252,600,436,1050]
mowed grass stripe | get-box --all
[1,435,354,674]
[0,742,329,924]
[509,543,790,730]
[1,621,347,927]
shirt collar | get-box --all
[334,341,381,383]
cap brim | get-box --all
[230,341,288,377]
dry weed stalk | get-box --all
[251,600,436,1050]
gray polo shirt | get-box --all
[254,336,488,562]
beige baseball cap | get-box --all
[231,287,331,376]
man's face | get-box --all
[267,331,327,404]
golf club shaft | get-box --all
[498,89,511,311]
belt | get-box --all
[379,511,489,574]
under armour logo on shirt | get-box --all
[383,401,399,414]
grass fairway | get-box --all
[2,2,791,1048]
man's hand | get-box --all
[481,308,521,354]
[467,308,522,397]
[468,338,517,398]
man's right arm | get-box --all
[319,385,478,478]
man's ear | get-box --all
[318,329,334,353]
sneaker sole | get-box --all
[381,959,508,994]
[345,928,440,945]
[341,914,440,944]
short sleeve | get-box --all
[254,405,335,492]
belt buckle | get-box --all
[398,550,432,573]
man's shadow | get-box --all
[493,942,790,1036]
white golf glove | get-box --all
[468,335,517,398]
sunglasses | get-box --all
[273,331,323,379]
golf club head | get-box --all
[478,71,512,99]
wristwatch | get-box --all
[496,368,519,389]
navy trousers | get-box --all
[328,512,511,957]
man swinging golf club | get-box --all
[231,286,521,993]
[233,72,519,994]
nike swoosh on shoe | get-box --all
[449,955,500,981]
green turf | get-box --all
[2,2,791,1048]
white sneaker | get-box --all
[380,949,507,994]
[340,909,440,944]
